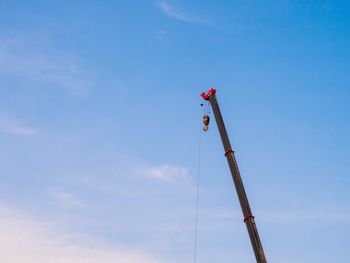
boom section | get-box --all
[202,88,267,263]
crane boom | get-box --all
[201,88,267,263]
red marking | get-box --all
[244,214,255,222]
[201,88,217,100]
[225,149,234,157]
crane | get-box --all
[201,88,267,263]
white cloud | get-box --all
[157,1,207,24]
[143,164,190,182]
[0,202,166,263]
[0,36,90,95]
[0,113,37,135]
[158,1,191,22]
[48,189,86,207]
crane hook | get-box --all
[202,115,210,132]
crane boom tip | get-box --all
[201,88,216,100]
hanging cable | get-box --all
[194,102,207,263]
[193,127,201,263]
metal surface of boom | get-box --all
[201,88,267,263]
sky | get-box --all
[0,0,349,262]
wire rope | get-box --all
[193,102,208,263]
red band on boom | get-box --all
[244,214,255,222]
[225,149,234,157]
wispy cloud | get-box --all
[209,209,350,224]
[0,202,165,263]
[0,113,37,135]
[155,30,167,40]
[259,210,350,223]
[0,36,90,96]
[48,189,86,207]
[157,1,207,24]
[142,164,190,183]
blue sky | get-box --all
[0,0,349,262]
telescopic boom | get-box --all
[201,88,267,263]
